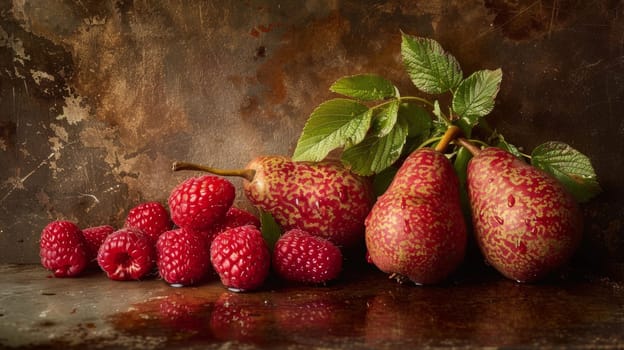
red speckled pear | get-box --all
[466,147,583,283]
[244,156,374,247]
[365,148,467,285]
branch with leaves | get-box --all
[292,32,601,203]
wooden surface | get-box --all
[1,263,623,349]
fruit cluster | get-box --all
[365,129,584,284]
[287,32,600,285]
[39,32,600,288]
[39,174,343,292]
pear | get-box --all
[173,156,374,247]
[459,141,583,283]
[365,147,468,285]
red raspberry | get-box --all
[210,225,270,292]
[168,175,235,232]
[97,227,155,281]
[82,225,115,261]
[156,228,211,286]
[199,207,260,240]
[124,202,172,243]
[273,229,343,284]
[191,207,260,259]
[39,221,89,277]
[220,207,260,230]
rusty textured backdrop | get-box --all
[1,1,623,279]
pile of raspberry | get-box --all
[39,175,343,292]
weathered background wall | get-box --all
[1,1,622,279]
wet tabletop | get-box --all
[1,263,623,349]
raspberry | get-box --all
[168,175,235,232]
[219,207,260,230]
[156,228,211,286]
[199,207,260,240]
[273,229,342,284]
[210,225,270,292]
[82,225,115,261]
[97,227,155,281]
[124,202,172,243]
[191,207,260,260]
[39,221,89,277]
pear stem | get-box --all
[434,125,462,152]
[172,161,256,182]
[456,137,482,156]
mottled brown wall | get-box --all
[1,1,622,278]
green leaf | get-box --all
[432,100,444,122]
[431,101,448,137]
[397,103,433,155]
[531,141,602,202]
[453,146,473,229]
[455,118,473,138]
[293,98,373,162]
[330,74,397,101]
[260,210,281,252]
[487,130,523,158]
[401,33,463,94]
[399,102,432,138]
[341,117,409,176]
[372,165,398,197]
[453,146,472,188]
[496,139,523,159]
[371,99,400,137]
[452,69,502,126]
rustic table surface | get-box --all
[1,263,623,349]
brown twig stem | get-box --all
[434,125,462,152]
[172,161,256,182]
[455,138,482,156]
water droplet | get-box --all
[488,178,494,183]
[494,216,504,225]
[507,195,515,207]
[338,190,347,201]
[515,238,527,254]
[519,243,527,254]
